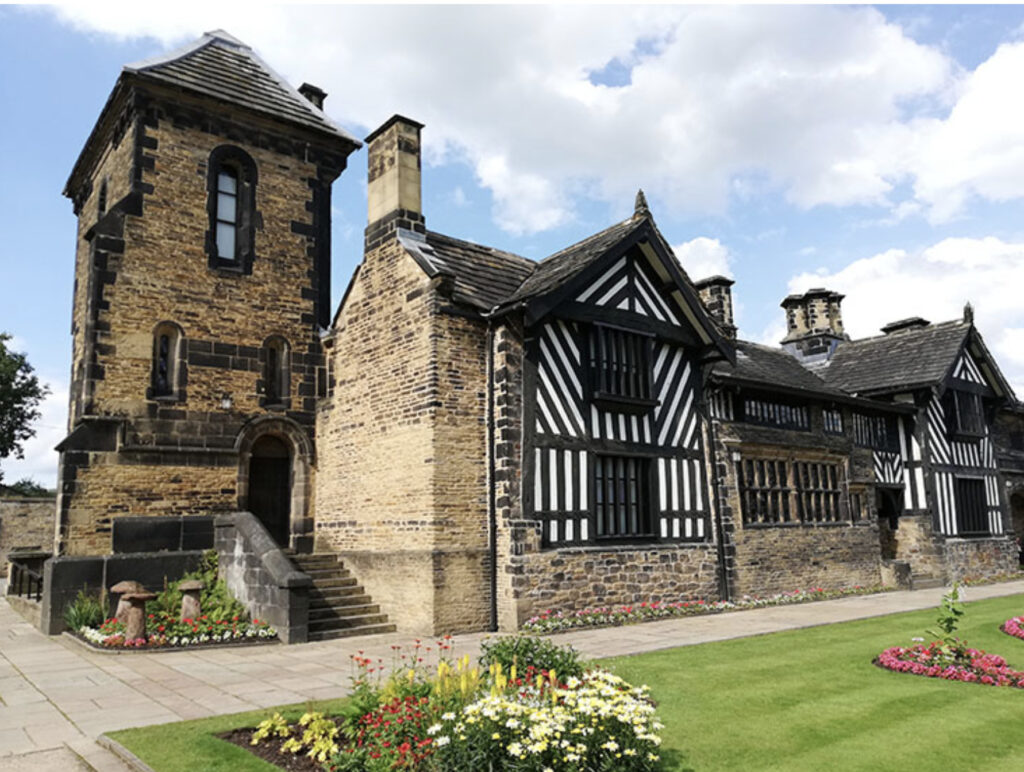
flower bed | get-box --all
[523,585,889,634]
[79,612,276,649]
[246,637,664,771]
[961,571,1024,587]
[876,642,1024,688]
[1001,616,1024,642]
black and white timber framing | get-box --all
[522,234,729,548]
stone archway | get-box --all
[236,416,314,551]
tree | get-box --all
[0,478,53,498]
[0,333,49,484]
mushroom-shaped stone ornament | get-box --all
[110,580,146,623]
[121,591,157,641]
[178,579,204,621]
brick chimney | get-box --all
[694,275,737,339]
[364,115,425,249]
[780,288,847,366]
[298,82,327,110]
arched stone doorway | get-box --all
[236,416,314,551]
[249,435,291,544]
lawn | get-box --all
[107,593,1024,772]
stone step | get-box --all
[913,576,946,590]
[308,603,381,621]
[311,593,376,610]
[309,581,364,598]
[309,576,359,590]
[292,555,342,568]
[308,622,397,642]
[309,612,391,632]
[301,566,353,580]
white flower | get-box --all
[435,736,450,747]
[427,723,442,735]
[441,712,456,721]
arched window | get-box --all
[263,336,290,407]
[207,146,257,273]
[151,322,184,400]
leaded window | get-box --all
[955,477,989,536]
[741,398,809,431]
[737,456,848,526]
[215,168,239,261]
[587,325,654,409]
[593,455,653,540]
[946,390,985,438]
[206,145,257,273]
[823,408,844,435]
[853,413,896,450]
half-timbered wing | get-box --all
[494,205,734,549]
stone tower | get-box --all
[58,31,359,555]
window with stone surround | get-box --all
[262,336,290,407]
[206,145,257,273]
[823,407,844,435]
[150,321,184,400]
[737,456,848,526]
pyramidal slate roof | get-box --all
[124,30,359,145]
[821,320,969,395]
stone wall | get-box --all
[59,79,352,555]
[944,537,1018,582]
[715,405,885,596]
[0,498,55,570]
[885,513,947,581]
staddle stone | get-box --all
[121,592,157,641]
[178,579,204,621]
[110,581,145,623]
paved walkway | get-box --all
[1,580,1022,770]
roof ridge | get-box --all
[535,216,637,265]
[842,318,965,346]
[426,230,534,267]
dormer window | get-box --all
[206,145,257,273]
[587,324,657,412]
[946,389,985,438]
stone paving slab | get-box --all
[0,579,1021,770]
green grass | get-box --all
[109,594,1024,772]
[607,593,1024,771]
[106,698,349,772]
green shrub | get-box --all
[478,634,585,678]
[64,588,107,631]
[153,550,245,620]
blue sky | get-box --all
[2,5,1024,486]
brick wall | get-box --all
[0,498,56,570]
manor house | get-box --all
[44,31,1023,638]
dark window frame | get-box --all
[593,454,655,542]
[586,324,658,413]
[955,476,990,537]
[739,396,810,432]
[206,145,258,274]
[852,413,899,451]
[737,455,849,527]
[945,389,986,439]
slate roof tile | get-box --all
[125,30,359,145]
[822,320,968,394]
[711,340,848,398]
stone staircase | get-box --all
[289,553,396,641]
[911,574,946,591]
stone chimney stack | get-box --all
[694,275,737,339]
[780,288,847,366]
[364,114,425,247]
[298,83,327,110]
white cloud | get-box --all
[45,4,1000,235]
[786,236,1024,395]
[911,42,1024,222]
[0,378,67,489]
[673,237,733,280]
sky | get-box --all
[2,4,1024,487]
